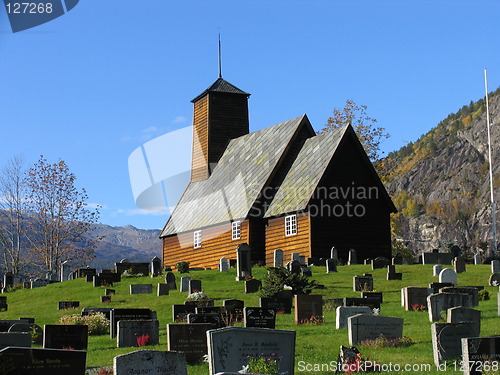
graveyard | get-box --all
[0,262,499,375]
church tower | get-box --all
[190,78,250,182]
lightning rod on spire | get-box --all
[218,34,222,78]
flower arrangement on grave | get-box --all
[410,304,427,311]
[186,291,212,307]
[338,346,380,373]
[98,368,113,375]
[299,315,325,325]
[136,333,150,347]
[240,353,283,375]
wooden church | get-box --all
[160,77,397,269]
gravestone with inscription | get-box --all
[167,323,212,364]
[462,336,500,375]
[348,314,403,345]
[431,322,477,366]
[260,297,292,314]
[336,306,371,329]
[117,319,159,347]
[110,308,154,338]
[223,299,244,320]
[187,313,224,328]
[172,304,196,322]
[353,275,373,292]
[236,243,252,281]
[78,268,96,278]
[427,293,473,322]
[447,306,480,336]
[114,349,187,375]
[440,286,479,306]
[43,324,88,350]
[402,286,433,311]
[0,346,86,375]
[344,297,380,310]
[244,307,276,328]
[130,284,153,294]
[294,294,322,324]
[207,327,296,375]
[58,301,80,310]
[273,249,284,267]
[361,292,383,303]
[81,307,112,320]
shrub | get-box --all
[478,289,490,301]
[259,267,318,298]
[176,261,189,273]
[244,353,282,375]
[58,313,109,335]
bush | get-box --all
[58,312,109,335]
[259,267,318,298]
[176,261,189,273]
[478,289,490,301]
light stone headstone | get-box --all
[331,247,338,260]
[438,268,457,285]
[489,273,500,286]
[219,257,229,272]
[473,253,482,265]
[335,306,371,329]
[273,249,283,267]
[491,260,500,274]
[427,293,473,322]
[236,243,252,281]
[180,276,191,292]
[431,322,477,366]
[348,314,403,346]
[452,256,466,274]
[114,349,187,375]
[326,258,337,273]
[348,249,357,265]
[151,256,162,277]
[433,264,443,276]
[447,306,480,336]
[462,336,500,375]
[130,284,153,294]
[60,261,71,282]
[0,332,31,349]
[117,319,159,348]
[207,327,295,375]
[158,283,169,296]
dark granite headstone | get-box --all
[78,268,96,278]
[259,297,292,314]
[462,336,500,375]
[371,256,389,269]
[43,324,88,350]
[188,280,202,294]
[344,297,380,310]
[172,304,196,322]
[244,307,276,328]
[294,294,323,324]
[167,323,212,364]
[187,313,224,328]
[361,292,383,303]
[57,301,79,310]
[165,272,177,290]
[244,279,262,293]
[101,296,112,303]
[110,308,154,338]
[81,307,112,320]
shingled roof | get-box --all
[191,78,250,102]
[160,115,309,237]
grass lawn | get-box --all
[0,264,498,374]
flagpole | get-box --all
[484,68,498,257]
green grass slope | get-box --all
[1,264,498,375]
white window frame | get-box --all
[194,230,202,248]
[285,214,297,236]
[232,221,241,240]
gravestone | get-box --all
[431,322,477,366]
[58,301,79,310]
[3,272,14,288]
[105,289,116,296]
[364,259,371,265]
[361,292,383,303]
[60,261,71,282]
[110,308,154,338]
[336,306,371,329]
[353,275,373,292]
[488,273,500,286]
[187,313,224,328]
[114,349,187,375]
[286,260,301,274]
[151,256,162,277]
[81,307,112,320]
[344,297,380,310]
[392,253,403,265]
[167,323,212,364]
[387,266,402,280]
[30,279,49,288]
[7,323,42,345]
[300,267,312,277]
[130,284,153,294]
[331,246,338,260]
[348,314,403,345]
[172,304,196,322]
[165,272,177,290]
[219,257,229,272]
[438,268,457,285]
[195,306,223,315]
[299,255,306,265]
[492,260,500,273]
[259,297,293,314]
[453,256,466,274]
[236,243,252,281]
[101,296,112,303]
[402,287,433,311]
[115,262,149,275]
[179,276,191,292]
[273,249,284,267]
[326,258,337,273]
[188,279,202,294]
[371,256,389,270]
[433,264,443,276]
[447,306,480,336]
[158,283,169,296]
[244,307,276,328]
[78,268,96,278]
[43,324,88,350]
[86,275,93,283]
[117,319,159,347]
[207,327,295,375]
[347,249,357,265]
[440,286,479,306]
[244,279,262,293]
[93,275,114,287]
[429,282,455,293]
[294,294,322,324]
[223,299,244,320]
[427,293,473,322]
[0,346,86,375]
[473,253,482,265]
[0,332,31,349]
[462,336,500,375]
[0,296,7,312]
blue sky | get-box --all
[1,0,499,230]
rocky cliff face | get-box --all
[385,90,500,259]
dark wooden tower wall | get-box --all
[308,130,395,263]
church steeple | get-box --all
[190,78,250,182]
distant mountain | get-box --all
[384,87,500,260]
[88,224,162,269]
